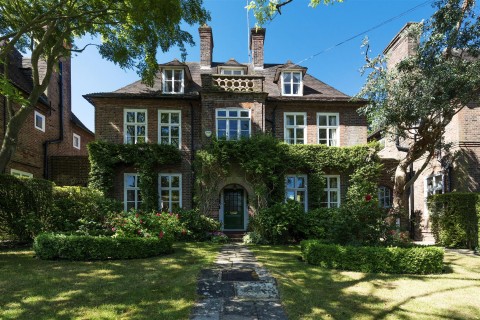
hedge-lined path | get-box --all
[190,243,288,320]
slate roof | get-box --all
[71,112,94,136]
[85,60,357,103]
[0,47,49,106]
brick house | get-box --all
[370,23,480,241]
[0,47,94,184]
[84,26,367,231]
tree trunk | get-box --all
[393,162,409,209]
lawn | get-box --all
[0,242,220,320]
[250,245,480,320]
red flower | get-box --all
[365,194,372,202]
[156,212,161,216]
[135,213,139,218]
[158,231,164,239]
[139,219,143,224]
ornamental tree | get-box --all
[357,0,480,208]
[0,0,209,173]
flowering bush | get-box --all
[108,210,182,242]
[209,231,229,243]
[175,209,221,241]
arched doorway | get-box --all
[220,184,248,231]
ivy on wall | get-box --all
[88,141,181,211]
[195,134,382,214]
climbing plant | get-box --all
[88,141,181,211]
[195,134,381,214]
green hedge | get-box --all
[301,240,444,274]
[33,233,174,260]
[428,193,479,249]
[0,175,121,241]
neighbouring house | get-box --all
[0,46,95,185]
[84,26,369,232]
[370,23,480,241]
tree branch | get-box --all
[275,0,294,15]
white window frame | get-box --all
[124,109,148,144]
[11,169,33,178]
[281,71,303,96]
[284,112,307,145]
[322,175,341,208]
[124,173,142,211]
[216,108,251,141]
[162,69,184,94]
[34,110,45,132]
[73,133,81,150]
[220,68,245,75]
[424,173,444,214]
[158,110,182,149]
[378,185,392,208]
[159,173,182,211]
[285,174,308,212]
[317,113,339,146]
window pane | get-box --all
[283,84,291,94]
[161,137,169,144]
[286,115,294,126]
[330,191,338,204]
[171,113,180,124]
[286,128,295,141]
[240,131,249,138]
[283,72,291,82]
[286,190,295,200]
[218,130,227,139]
[330,177,338,188]
[329,129,337,146]
[318,115,327,126]
[171,202,180,210]
[229,120,238,130]
[171,190,180,201]
[296,128,304,139]
[319,129,327,140]
[127,190,136,201]
[174,70,183,79]
[286,177,295,188]
[217,119,226,130]
[233,70,243,75]
[296,115,305,126]
[329,115,337,126]
[171,138,179,147]
[296,177,305,188]
[217,110,226,117]
[166,82,173,92]
[161,126,170,136]
[171,176,180,188]
[126,202,136,211]
[229,131,238,140]
[293,72,301,82]
[137,126,145,137]
[240,111,249,117]
[161,190,169,201]
[161,176,169,188]
[161,113,169,123]
[229,110,238,117]
[137,112,146,123]
[241,120,249,131]
[297,191,305,203]
[292,84,299,94]
[126,175,136,188]
[171,126,179,137]
[174,81,181,92]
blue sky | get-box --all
[72,0,438,132]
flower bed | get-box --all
[301,240,444,274]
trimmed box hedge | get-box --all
[301,240,444,274]
[33,233,174,260]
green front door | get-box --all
[223,189,244,230]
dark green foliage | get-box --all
[33,233,174,260]
[249,201,305,244]
[301,240,444,274]
[0,175,54,241]
[0,175,121,241]
[195,134,381,213]
[429,193,479,249]
[88,141,181,211]
[250,200,401,246]
[176,209,221,241]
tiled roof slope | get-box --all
[86,61,353,102]
[71,112,95,136]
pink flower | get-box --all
[365,194,372,202]
[156,212,161,216]
[158,231,164,239]
[137,230,142,234]
[111,227,116,232]
[169,212,173,216]
[140,219,143,224]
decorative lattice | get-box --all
[212,76,257,92]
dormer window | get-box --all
[281,71,302,96]
[163,69,184,94]
[220,68,244,75]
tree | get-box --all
[0,0,209,173]
[247,0,343,26]
[357,0,480,208]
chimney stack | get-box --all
[199,25,213,69]
[250,28,266,70]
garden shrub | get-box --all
[249,201,305,244]
[0,174,54,241]
[243,231,267,244]
[34,233,173,260]
[176,209,221,241]
[301,240,444,274]
[108,210,181,241]
[429,193,479,249]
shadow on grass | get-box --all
[0,242,220,320]
[250,245,480,320]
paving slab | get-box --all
[190,243,288,320]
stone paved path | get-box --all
[190,243,288,320]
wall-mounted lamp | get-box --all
[205,130,212,138]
